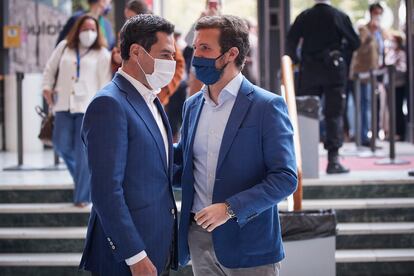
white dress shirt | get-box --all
[117,68,169,265]
[192,73,243,213]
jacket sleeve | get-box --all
[286,12,304,64]
[173,100,188,188]
[338,15,361,52]
[82,96,146,262]
[226,96,298,227]
[42,40,67,91]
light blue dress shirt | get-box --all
[191,73,243,213]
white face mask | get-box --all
[137,49,176,91]
[79,30,97,48]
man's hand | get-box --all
[195,203,230,232]
[130,256,157,276]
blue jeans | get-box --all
[53,111,90,204]
[360,82,372,144]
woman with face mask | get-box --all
[42,14,112,207]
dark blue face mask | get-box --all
[103,4,112,16]
[192,53,226,85]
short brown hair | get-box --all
[126,0,150,15]
[66,14,107,50]
[195,15,250,69]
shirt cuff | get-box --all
[125,250,147,266]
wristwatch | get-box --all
[225,202,236,219]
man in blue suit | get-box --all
[174,15,297,275]
[80,14,178,276]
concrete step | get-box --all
[0,203,90,227]
[336,249,414,276]
[0,198,413,227]
[0,227,86,253]
[337,222,414,235]
[0,187,182,203]
[1,172,413,203]
[0,249,409,263]
[1,198,413,213]
[0,227,86,239]
[303,183,414,199]
[336,248,414,262]
[337,222,414,250]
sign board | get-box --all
[3,25,21,48]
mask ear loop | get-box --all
[136,46,154,76]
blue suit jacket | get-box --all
[80,73,178,275]
[175,77,297,268]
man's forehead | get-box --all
[194,29,220,44]
[151,32,175,50]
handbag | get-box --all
[36,106,54,147]
[37,43,67,146]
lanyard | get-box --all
[99,16,107,42]
[75,48,90,80]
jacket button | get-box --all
[107,237,111,241]
[111,245,116,250]
[171,209,175,215]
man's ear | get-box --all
[227,47,240,63]
[129,43,141,60]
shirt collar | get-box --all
[202,73,243,107]
[118,68,160,104]
[315,0,331,5]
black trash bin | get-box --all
[279,209,337,276]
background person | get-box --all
[175,15,297,276]
[56,0,115,49]
[42,14,111,207]
[286,0,360,174]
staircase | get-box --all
[0,171,413,275]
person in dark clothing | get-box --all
[286,0,360,174]
[56,0,115,49]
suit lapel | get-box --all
[216,78,254,171]
[113,73,168,174]
[186,95,205,162]
[154,97,174,177]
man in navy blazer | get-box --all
[80,15,178,276]
[174,15,297,275]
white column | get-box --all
[5,73,43,152]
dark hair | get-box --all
[195,15,250,69]
[393,33,405,51]
[120,14,174,60]
[126,0,150,15]
[66,14,106,49]
[369,2,383,14]
[88,0,99,4]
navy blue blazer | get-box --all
[79,73,178,275]
[175,77,297,268]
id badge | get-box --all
[73,80,88,96]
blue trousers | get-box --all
[53,111,90,204]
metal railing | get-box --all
[3,72,65,171]
[281,55,303,211]
[353,66,409,165]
